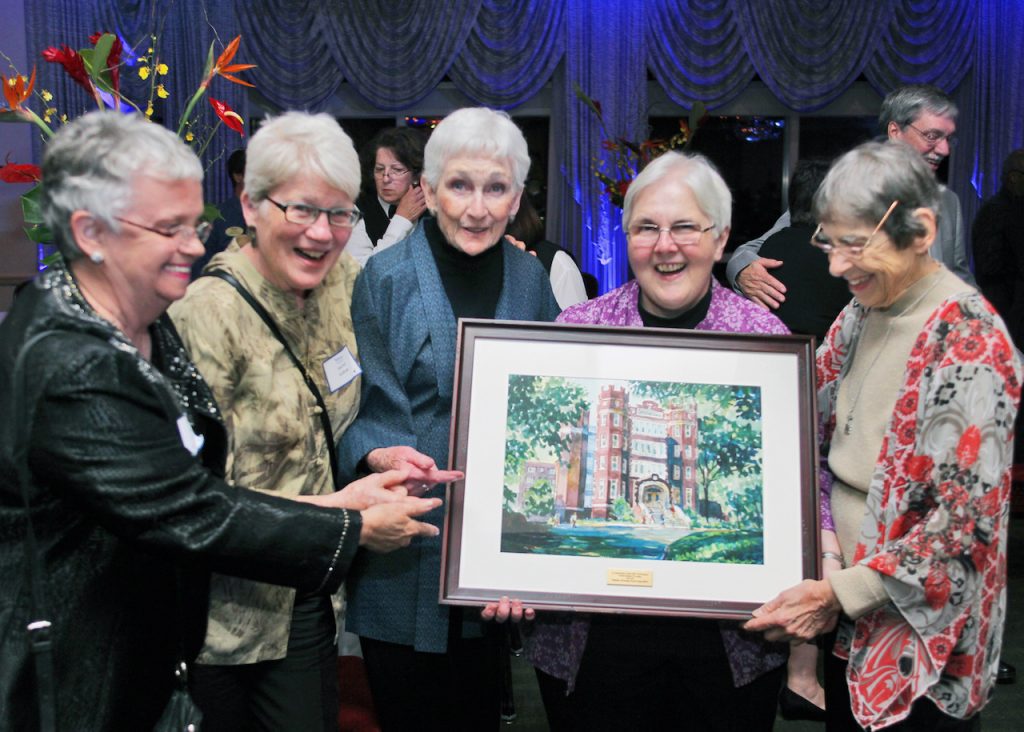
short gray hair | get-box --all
[422,107,530,191]
[878,84,958,131]
[41,111,202,262]
[813,141,940,250]
[245,112,361,203]
[622,151,732,236]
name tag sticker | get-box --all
[176,415,205,457]
[607,569,654,588]
[323,346,361,393]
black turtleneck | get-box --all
[637,284,712,329]
[425,218,504,320]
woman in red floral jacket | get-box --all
[745,141,1021,731]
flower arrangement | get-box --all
[574,82,706,208]
[1,31,254,249]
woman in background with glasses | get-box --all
[346,126,429,266]
[525,150,791,731]
[171,112,457,731]
[745,141,1020,731]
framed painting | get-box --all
[440,319,819,619]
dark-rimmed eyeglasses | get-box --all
[810,200,899,258]
[628,221,715,248]
[905,122,957,148]
[266,197,362,228]
[115,217,212,244]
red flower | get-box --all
[204,35,255,88]
[42,45,93,94]
[952,333,986,362]
[906,454,933,481]
[0,159,41,183]
[957,425,981,468]
[601,139,617,151]
[209,97,244,136]
[924,565,951,610]
[2,67,35,111]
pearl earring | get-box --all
[90,251,105,265]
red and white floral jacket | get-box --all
[818,291,1021,729]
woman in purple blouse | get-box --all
[524,151,790,731]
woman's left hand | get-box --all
[481,596,536,624]
[366,446,464,496]
[742,579,842,643]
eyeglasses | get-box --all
[905,122,957,148]
[373,165,411,179]
[265,197,362,228]
[810,200,899,257]
[115,217,212,244]
[628,221,715,248]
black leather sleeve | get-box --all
[24,335,360,595]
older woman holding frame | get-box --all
[745,141,1021,731]
[523,151,791,731]
[337,107,560,730]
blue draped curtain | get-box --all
[22,0,1020,292]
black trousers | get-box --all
[359,621,503,732]
[190,593,339,732]
[535,616,784,731]
[823,630,981,731]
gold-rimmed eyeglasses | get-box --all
[373,165,411,180]
[810,200,899,257]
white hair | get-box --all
[421,107,530,190]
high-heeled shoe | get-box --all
[778,685,827,722]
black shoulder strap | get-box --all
[11,330,61,732]
[202,269,340,488]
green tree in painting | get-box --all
[611,496,632,522]
[694,385,762,521]
[505,375,589,479]
[503,484,518,513]
[524,478,555,518]
[727,483,764,529]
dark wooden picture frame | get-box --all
[440,319,819,619]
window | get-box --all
[685,445,692,459]
[600,414,607,426]
[613,414,621,426]
[612,434,620,448]
[685,425,692,438]
[611,456,619,471]
[599,456,606,470]
[601,435,608,448]
[685,466,692,480]
[674,466,680,480]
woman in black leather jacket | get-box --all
[0,111,448,731]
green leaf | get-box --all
[201,41,215,81]
[79,47,96,77]
[25,223,53,243]
[91,34,116,88]
[572,81,602,119]
[203,202,223,223]
[0,110,27,123]
[21,185,44,225]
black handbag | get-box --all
[11,331,203,731]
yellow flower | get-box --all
[136,56,147,64]
[60,113,67,123]
[156,63,168,76]
[156,84,169,99]
[145,102,154,117]
[41,89,53,102]
[138,66,150,80]
[185,131,195,142]
[43,107,56,123]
